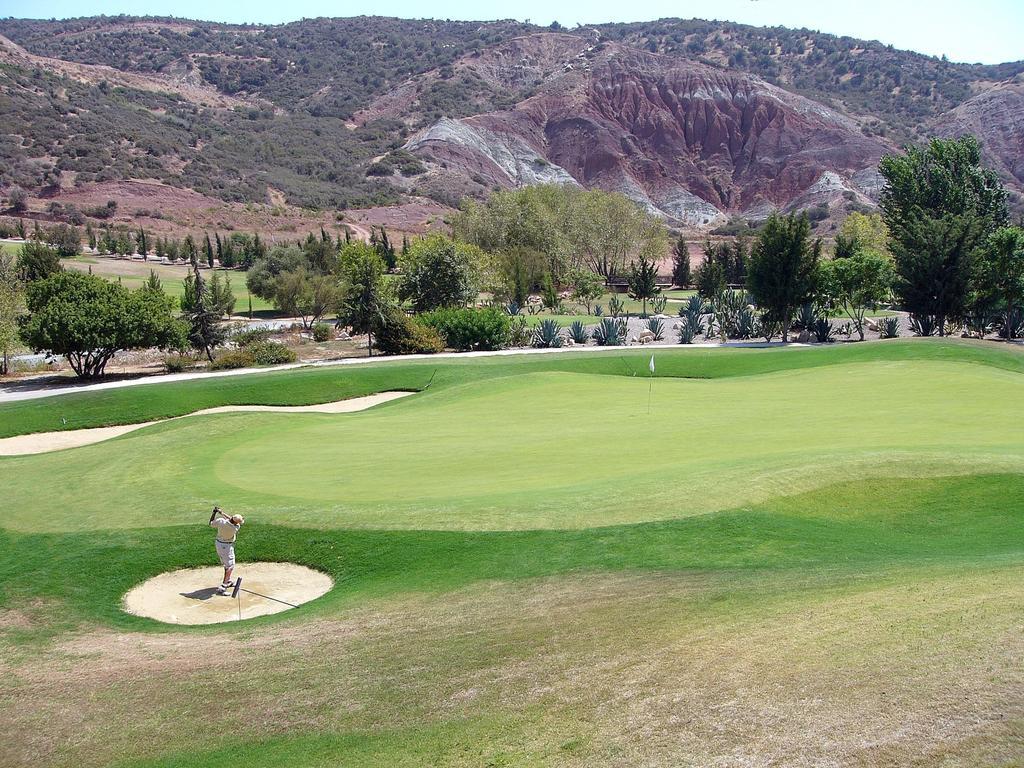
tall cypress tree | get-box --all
[747,214,821,342]
[671,237,691,288]
[628,253,660,317]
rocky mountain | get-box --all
[936,75,1024,190]
[399,36,891,226]
[0,15,1021,230]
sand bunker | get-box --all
[123,562,333,625]
[0,390,414,456]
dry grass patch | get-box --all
[3,565,1022,767]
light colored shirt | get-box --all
[210,517,240,543]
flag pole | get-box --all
[647,353,655,415]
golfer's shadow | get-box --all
[180,587,225,601]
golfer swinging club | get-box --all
[209,506,244,595]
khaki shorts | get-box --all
[215,540,235,569]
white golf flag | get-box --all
[649,354,655,374]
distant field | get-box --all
[60,254,277,313]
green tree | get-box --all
[540,273,561,313]
[568,267,605,314]
[208,271,236,317]
[879,137,1006,334]
[45,224,81,258]
[628,253,660,316]
[137,228,148,259]
[8,186,27,213]
[21,272,184,378]
[693,258,727,300]
[181,264,226,361]
[747,214,821,342]
[246,245,305,300]
[182,234,199,267]
[204,233,215,269]
[86,223,96,251]
[891,214,981,335]
[671,237,691,287]
[819,250,894,340]
[398,233,481,312]
[372,226,397,271]
[144,270,162,293]
[0,253,25,375]
[879,136,1008,235]
[978,227,1024,339]
[493,246,546,306]
[17,240,63,282]
[273,268,340,329]
[336,245,392,356]
[836,212,889,256]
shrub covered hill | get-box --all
[1,15,1021,226]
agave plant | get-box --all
[680,294,706,317]
[592,317,626,346]
[505,300,522,316]
[793,302,817,331]
[532,318,564,348]
[593,304,603,317]
[646,317,665,341]
[568,320,589,344]
[909,314,936,337]
[608,295,626,318]
[677,322,695,344]
[879,316,900,339]
[812,317,835,343]
[677,312,703,344]
[650,295,668,315]
[735,306,757,340]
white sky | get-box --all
[2,0,1021,64]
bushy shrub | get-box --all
[212,340,296,369]
[608,295,625,318]
[164,354,190,373]
[231,327,271,347]
[311,322,332,342]
[650,296,668,315]
[507,316,531,347]
[374,311,444,355]
[248,340,297,365]
[532,318,563,348]
[420,307,510,351]
[210,349,254,370]
[592,317,626,346]
[568,320,589,344]
[879,316,901,339]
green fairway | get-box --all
[2,339,1023,767]
[61,254,278,313]
[4,358,1023,533]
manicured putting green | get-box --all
[4,358,1022,533]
